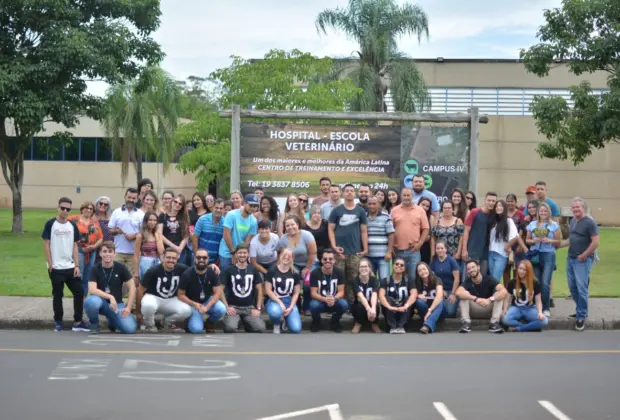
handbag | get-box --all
[525,248,540,265]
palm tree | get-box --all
[316,0,431,113]
[103,67,183,185]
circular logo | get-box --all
[389,287,395,292]
[322,280,327,285]
[404,159,419,175]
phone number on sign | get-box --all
[246,180,311,189]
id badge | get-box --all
[105,287,111,293]
[199,291,206,301]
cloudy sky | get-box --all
[88,0,562,96]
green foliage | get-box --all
[520,0,620,164]
[103,67,182,185]
[0,0,163,232]
[316,0,431,112]
[176,76,221,118]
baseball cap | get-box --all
[525,186,536,194]
[244,194,259,205]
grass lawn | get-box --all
[0,209,618,297]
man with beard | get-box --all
[309,249,349,332]
[412,175,439,219]
[178,248,226,333]
[137,248,192,332]
[312,176,332,206]
[219,194,259,272]
[220,245,266,333]
[108,188,144,280]
[357,183,372,213]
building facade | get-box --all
[1,59,617,224]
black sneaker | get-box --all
[550,298,555,308]
[331,322,343,333]
[488,323,504,334]
[459,321,471,333]
[569,313,576,318]
[311,322,321,333]
[575,319,585,331]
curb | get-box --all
[0,314,615,332]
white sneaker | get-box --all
[397,328,406,334]
[273,324,281,334]
[543,310,551,317]
[389,328,398,334]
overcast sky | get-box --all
[88,0,561,96]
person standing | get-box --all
[320,184,342,220]
[412,175,440,219]
[108,188,144,279]
[219,194,259,272]
[84,241,137,334]
[462,192,497,276]
[366,196,394,281]
[390,188,429,277]
[534,181,561,222]
[328,183,368,303]
[559,197,599,331]
[42,197,89,332]
[357,183,372,212]
[192,198,225,265]
[312,177,332,206]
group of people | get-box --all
[42,175,599,334]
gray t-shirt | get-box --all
[279,230,317,267]
[249,233,280,264]
[328,204,368,255]
[568,217,599,258]
[321,200,341,220]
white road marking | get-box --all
[81,335,180,347]
[433,402,458,420]
[255,403,344,420]
[538,401,572,420]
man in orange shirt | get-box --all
[390,188,429,277]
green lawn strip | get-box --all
[0,209,618,297]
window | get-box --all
[32,138,48,160]
[81,138,96,161]
[96,138,113,161]
[48,138,63,161]
[64,139,79,161]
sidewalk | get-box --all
[0,296,618,331]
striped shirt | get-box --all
[367,212,395,258]
[193,213,224,264]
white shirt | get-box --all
[489,218,518,257]
[109,206,144,254]
[249,233,280,264]
[41,218,79,270]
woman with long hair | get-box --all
[378,257,417,334]
[465,191,477,211]
[374,189,388,212]
[305,205,330,262]
[141,190,159,214]
[158,193,190,263]
[413,262,445,334]
[430,241,460,318]
[230,190,243,209]
[502,260,548,332]
[451,188,469,221]
[385,188,401,213]
[525,202,561,316]
[134,211,164,284]
[351,258,382,334]
[249,220,280,275]
[417,196,435,264]
[257,196,279,233]
[188,192,209,262]
[264,249,302,334]
[159,190,175,216]
[298,193,310,220]
[504,193,527,285]
[93,196,112,264]
[68,201,103,295]
[488,200,519,281]
[278,193,306,235]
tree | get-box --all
[176,76,221,118]
[103,67,182,186]
[0,0,162,233]
[316,0,431,113]
[175,49,361,192]
[520,0,620,165]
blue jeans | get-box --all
[84,295,137,334]
[78,248,96,295]
[368,257,391,281]
[533,251,556,311]
[443,291,459,318]
[503,305,548,331]
[139,256,160,279]
[309,298,349,325]
[566,257,593,321]
[414,298,445,332]
[395,249,421,278]
[219,256,232,273]
[186,297,227,334]
[488,251,508,281]
[266,296,302,333]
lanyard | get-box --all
[197,272,208,301]
[103,266,114,293]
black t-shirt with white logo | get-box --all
[265,266,300,299]
[221,265,262,307]
[158,213,184,246]
[507,279,541,307]
[89,262,132,303]
[310,267,345,297]
[178,266,221,304]
[354,276,380,303]
[141,263,188,299]
[415,276,443,303]
[380,276,416,305]
[461,275,498,299]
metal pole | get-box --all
[468,107,480,197]
[230,104,241,193]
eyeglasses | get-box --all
[465,196,473,200]
[173,200,183,206]
[99,202,109,207]
[322,258,334,262]
[299,198,307,203]
[59,206,71,212]
[393,262,405,267]
[195,256,209,261]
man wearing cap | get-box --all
[522,186,536,211]
[218,193,259,272]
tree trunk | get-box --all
[11,187,23,233]
[135,158,143,187]
[0,130,25,233]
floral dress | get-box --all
[431,221,464,257]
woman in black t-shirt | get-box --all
[413,262,445,334]
[158,193,189,264]
[378,257,417,334]
[351,259,381,334]
[502,260,548,332]
[264,249,302,334]
[305,205,329,262]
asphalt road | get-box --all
[0,330,619,420]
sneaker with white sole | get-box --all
[543,310,551,317]
[273,324,281,334]
[144,325,158,333]
[53,321,63,332]
[72,321,90,332]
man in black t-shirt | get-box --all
[178,248,226,333]
[309,249,349,333]
[220,245,266,333]
[136,248,192,332]
[456,260,508,333]
[84,241,137,334]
